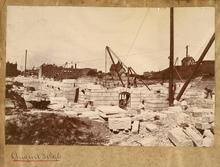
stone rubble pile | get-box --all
[5,77,215,147]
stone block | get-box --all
[97,106,126,115]
[64,111,78,117]
[131,114,143,121]
[203,136,214,147]
[75,107,90,113]
[201,115,214,123]
[5,99,15,108]
[138,137,157,146]
[138,112,155,121]
[192,107,214,117]
[203,130,214,138]
[49,97,68,105]
[162,110,178,125]
[141,122,158,132]
[168,106,182,112]
[211,122,214,129]
[192,111,203,117]
[156,113,167,120]
[48,104,64,110]
[25,101,33,108]
[131,121,139,134]
[195,122,211,130]
[176,113,191,125]
[108,117,131,131]
[183,127,203,146]
[168,127,193,146]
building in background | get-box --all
[6,62,20,77]
[39,63,97,80]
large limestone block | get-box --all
[195,122,211,130]
[138,137,157,146]
[141,122,158,132]
[131,121,139,134]
[108,117,131,131]
[97,106,126,115]
[168,106,182,112]
[49,97,68,105]
[168,127,193,146]
[183,127,203,146]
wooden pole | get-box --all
[105,48,107,87]
[25,49,27,76]
[169,7,174,106]
[127,67,130,88]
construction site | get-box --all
[5,7,215,147]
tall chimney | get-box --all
[75,63,77,69]
[186,45,189,57]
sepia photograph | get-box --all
[5,6,215,147]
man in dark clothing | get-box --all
[133,77,137,87]
[204,87,213,99]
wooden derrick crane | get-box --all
[105,46,151,91]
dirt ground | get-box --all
[5,112,110,145]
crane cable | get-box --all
[124,8,149,61]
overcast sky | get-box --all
[6,6,215,74]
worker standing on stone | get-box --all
[138,100,145,114]
[180,98,188,110]
[204,87,213,99]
